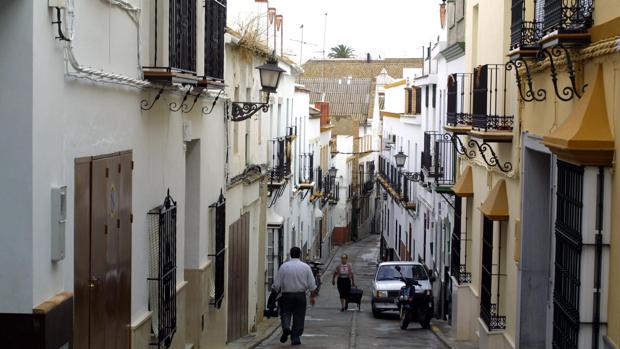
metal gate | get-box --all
[552,161,584,349]
[228,213,250,342]
[74,151,132,349]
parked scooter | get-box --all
[307,261,323,295]
[395,265,433,330]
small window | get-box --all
[415,87,422,114]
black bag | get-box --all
[347,288,363,310]
[264,289,280,318]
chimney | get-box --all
[315,102,330,128]
[440,0,447,29]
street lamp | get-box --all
[394,149,408,168]
[328,166,338,178]
[230,55,286,121]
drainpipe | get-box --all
[592,167,604,349]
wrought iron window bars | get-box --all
[208,190,226,309]
[148,190,178,348]
[451,197,472,284]
[552,161,583,349]
[480,217,507,331]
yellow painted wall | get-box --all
[462,0,520,346]
[515,0,620,344]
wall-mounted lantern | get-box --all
[229,55,286,122]
[394,149,408,168]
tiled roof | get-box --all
[300,58,423,79]
[298,78,373,118]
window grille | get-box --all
[552,161,583,349]
[204,0,226,80]
[425,86,429,108]
[432,84,437,108]
[148,191,178,348]
[480,217,506,331]
[451,197,471,284]
[405,88,414,114]
[209,191,226,309]
[169,0,197,72]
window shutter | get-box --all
[473,65,488,117]
[205,0,226,80]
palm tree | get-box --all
[328,44,355,58]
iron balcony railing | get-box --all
[510,0,543,51]
[269,138,291,184]
[315,167,323,192]
[204,0,226,81]
[446,73,473,127]
[421,132,455,186]
[543,0,593,35]
[472,65,515,133]
[299,153,314,184]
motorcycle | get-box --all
[307,261,323,294]
[395,265,433,330]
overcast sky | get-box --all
[260,0,443,64]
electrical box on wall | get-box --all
[51,186,67,262]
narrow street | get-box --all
[258,235,447,349]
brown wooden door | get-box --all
[74,151,132,349]
[227,213,249,342]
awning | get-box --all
[452,165,473,197]
[542,64,614,166]
[480,179,509,221]
[267,210,284,227]
[314,207,324,219]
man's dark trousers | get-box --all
[279,292,307,341]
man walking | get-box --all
[272,247,317,345]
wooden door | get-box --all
[227,213,250,342]
[74,151,132,349]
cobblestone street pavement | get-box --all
[258,235,448,349]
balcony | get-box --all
[268,138,291,187]
[469,65,514,142]
[421,132,456,189]
[444,73,473,134]
[540,0,593,48]
[297,153,315,190]
[144,0,199,85]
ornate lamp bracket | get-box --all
[467,139,513,173]
[506,58,546,102]
[536,45,587,102]
[443,133,476,159]
[228,99,271,122]
[140,87,165,111]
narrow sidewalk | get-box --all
[431,320,478,349]
[226,244,344,349]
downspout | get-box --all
[592,166,604,349]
